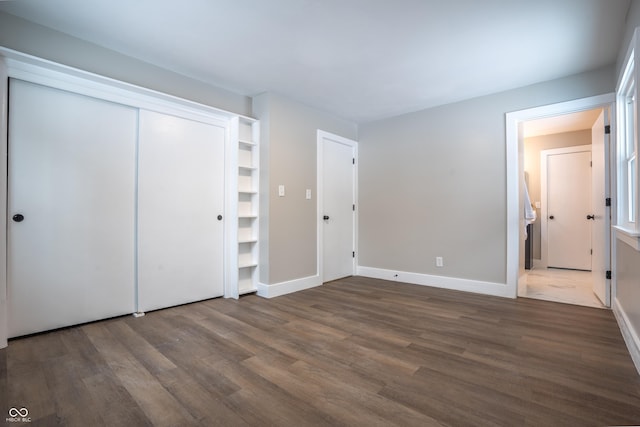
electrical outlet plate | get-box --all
[436,257,443,267]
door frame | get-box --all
[506,93,616,299]
[0,58,8,348]
[540,145,593,269]
[317,130,358,282]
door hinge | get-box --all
[352,158,355,165]
[590,161,592,167]
[353,204,355,211]
[604,125,611,134]
[605,197,611,207]
[590,249,593,255]
[352,251,355,258]
[606,270,612,280]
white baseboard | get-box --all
[612,298,640,376]
[357,266,514,298]
[256,275,322,299]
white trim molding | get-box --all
[613,226,640,251]
[613,298,640,375]
[0,56,8,349]
[357,266,511,298]
[505,93,616,299]
[256,275,322,299]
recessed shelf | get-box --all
[239,262,258,269]
[239,281,257,295]
[231,117,260,299]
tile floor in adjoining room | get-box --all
[520,267,606,308]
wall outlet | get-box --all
[436,256,444,267]
[306,189,312,199]
[278,185,285,197]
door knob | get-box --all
[549,215,554,220]
[323,215,330,220]
[217,215,223,221]
[586,214,595,220]
[12,214,24,223]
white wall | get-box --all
[614,1,640,373]
[0,12,251,116]
[358,66,614,291]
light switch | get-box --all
[535,201,541,209]
[306,189,312,200]
[278,185,285,197]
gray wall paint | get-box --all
[615,1,640,353]
[359,66,614,284]
[0,12,251,116]
[524,130,592,259]
[617,1,640,77]
[616,240,640,334]
[252,92,357,285]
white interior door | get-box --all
[137,110,225,312]
[546,149,592,270]
[7,79,137,337]
[590,110,610,306]
[320,132,356,282]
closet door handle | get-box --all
[323,215,330,220]
[586,214,595,220]
[549,215,554,220]
[12,214,25,222]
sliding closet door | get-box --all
[7,79,137,337]
[137,110,225,312]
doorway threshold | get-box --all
[520,267,606,309]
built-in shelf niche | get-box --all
[229,116,260,297]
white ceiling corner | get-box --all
[0,0,631,123]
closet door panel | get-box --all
[137,110,225,312]
[7,79,137,337]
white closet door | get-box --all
[547,150,592,270]
[7,79,137,338]
[322,134,356,282]
[137,110,225,312]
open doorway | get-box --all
[518,108,609,308]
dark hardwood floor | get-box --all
[1,276,640,426]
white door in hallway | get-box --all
[590,110,610,306]
[319,131,357,282]
[546,148,592,270]
[7,79,137,337]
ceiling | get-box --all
[0,0,631,123]
[523,109,604,138]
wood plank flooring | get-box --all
[1,276,640,426]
